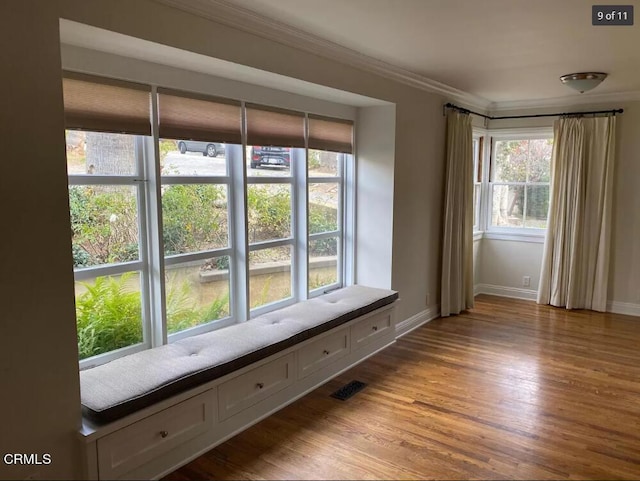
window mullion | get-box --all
[135,136,153,351]
[294,142,308,301]
[230,103,250,322]
[146,86,168,347]
[343,150,356,286]
[479,136,492,232]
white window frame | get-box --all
[473,127,553,243]
[71,136,153,369]
[71,94,353,369]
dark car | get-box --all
[178,140,225,157]
[250,146,291,169]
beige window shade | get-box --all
[246,104,305,148]
[308,114,354,154]
[158,88,242,144]
[62,72,151,135]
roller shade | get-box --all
[62,72,151,135]
[158,88,242,144]
[246,104,305,148]
[308,114,353,154]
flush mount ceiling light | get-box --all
[560,72,608,93]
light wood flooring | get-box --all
[166,295,640,480]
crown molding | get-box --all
[155,0,492,111]
[490,90,640,112]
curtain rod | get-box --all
[444,102,623,120]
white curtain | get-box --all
[538,115,616,312]
[441,110,474,316]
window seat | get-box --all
[80,285,398,424]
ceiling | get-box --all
[204,0,640,110]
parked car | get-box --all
[178,140,225,157]
[250,146,291,169]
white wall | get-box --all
[477,239,543,300]
[0,2,448,479]
[0,2,81,480]
[356,106,396,289]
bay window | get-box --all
[64,72,353,368]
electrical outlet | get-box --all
[523,276,531,287]
[426,292,430,305]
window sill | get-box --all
[483,230,546,243]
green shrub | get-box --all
[162,184,227,255]
[247,186,291,241]
[76,274,229,360]
[69,186,138,266]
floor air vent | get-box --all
[330,380,367,401]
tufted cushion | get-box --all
[80,285,398,423]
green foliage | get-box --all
[309,203,337,234]
[72,244,91,268]
[165,279,229,334]
[246,185,336,255]
[76,274,229,360]
[162,184,227,255]
[247,186,291,241]
[76,274,143,360]
[69,186,138,266]
[494,139,552,183]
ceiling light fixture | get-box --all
[560,72,608,93]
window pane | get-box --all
[165,257,230,334]
[70,185,139,267]
[66,130,137,176]
[247,184,292,243]
[308,149,340,177]
[249,246,292,308]
[525,185,550,228]
[309,182,339,234]
[160,139,228,176]
[491,185,524,227]
[309,237,338,290]
[493,140,528,183]
[162,184,228,256]
[527,139,553,182]
[247,145,292,177]
[75,272,143,360]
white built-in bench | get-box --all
[79,285,398,480]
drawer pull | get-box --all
[256,382,264,389]
[160,430,169,438]
[372,325,378,331]
[323,349,330,355]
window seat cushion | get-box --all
[80,285,398,424]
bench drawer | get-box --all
[298,328,350,378]
[351,309,393,351]
[218,352,295,421]
[97,391,213,479]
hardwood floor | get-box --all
[165,296,640,480]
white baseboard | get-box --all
[475,283,538,301]
[607,301,640,318]
[396,305,440,338]
[475,284,640,318]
